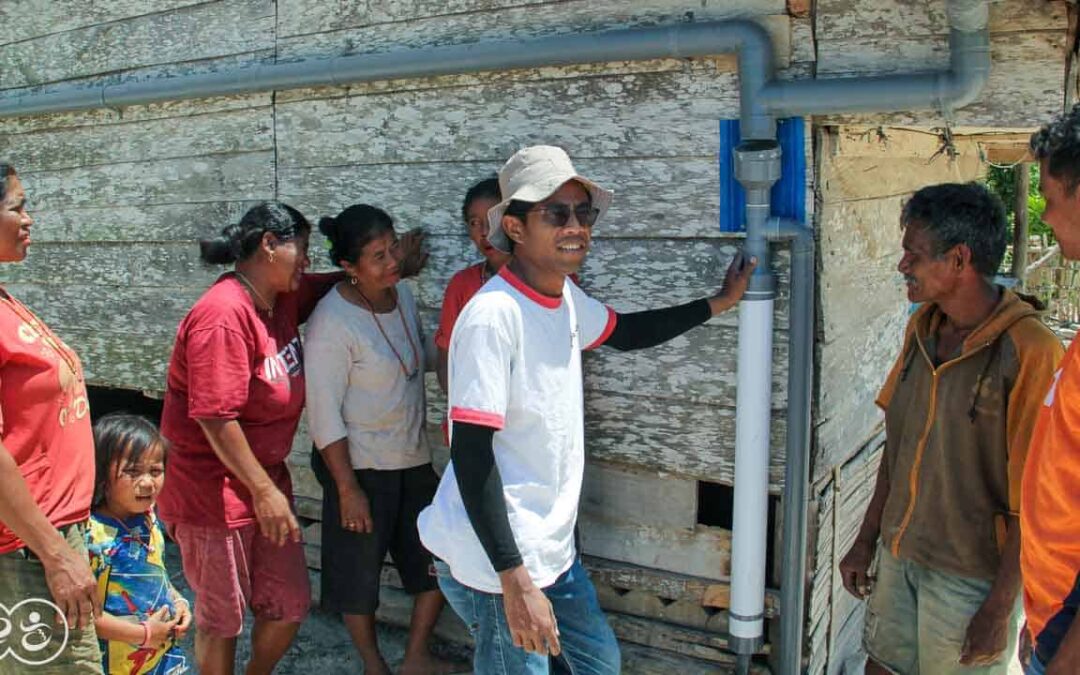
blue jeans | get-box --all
[434,559,621,675]
[1025,653,1046,675]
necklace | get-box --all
[352,286,421,381]
[0,290,82,381]
[234,270,274,318]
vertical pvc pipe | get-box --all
[729,297,774,654]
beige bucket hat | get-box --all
[487,145,614,253]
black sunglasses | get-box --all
[531,202,600,228]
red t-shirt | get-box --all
[435,264,579,350]
[0,290,95,553]
[157,273,337,528]
[434,263,487,350]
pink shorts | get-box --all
[167,521,310,638]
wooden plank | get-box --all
[0,0,275,91]
[16,151,274,211]
[2,284,198,340]
[581,463,697,531]
[578,517,730,581]
[273,68,741,168]
[280,156,728,239]
[620,639,770,675]
[26,201,262,244]
[818,32,1067,128]
[57,328,173,393]
[583,322,788,406]
[606,612,761,664]
[0,0,206,47]
[4,241,220,288]
[0,93,272,136]
[818,127,989,202]
[0,107,274,173]
[277,7,792,69]
[277,0,786,39]
[814,0,1067,42]
[584,391,787,488]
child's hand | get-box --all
[144,606,179,649]
[172,599,192,638]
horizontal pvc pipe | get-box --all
[0,20,776,137]
[758,28,990,116]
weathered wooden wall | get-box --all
[0,0,1070,672]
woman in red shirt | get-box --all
[0,163,103,671]
[434,177,509,391]
[158,202,340,675]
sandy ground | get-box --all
[164,541,472,674]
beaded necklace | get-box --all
[350,286,420,381]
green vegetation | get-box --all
[984,163,1053,245]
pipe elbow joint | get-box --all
[943,28,991,111]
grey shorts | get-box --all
[863,547,1020,675]
[0,522,102,674]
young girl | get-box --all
[86,413,191,674]
[433,176,509,391]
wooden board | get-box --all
[277,0,787,39]
[578,517,731,581]
[273,68,741,168]
[584,391,787,488]
[581,463,698,531]
[280,157,729,239]
[24,201,263,244]
[0,106,274,173]
[0,93,272,136]
[814,0,1067,42]
[17,151,274,210]
[0,0,207,47]
[276,8,793,69]
[0,0,274,91]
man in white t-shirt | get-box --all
[417,145,754,674]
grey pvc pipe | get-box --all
[768,216,815,675]
[758,28,990,117]
[0,20,777,138]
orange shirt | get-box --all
[0,290,94,553]
[1021,336,1080,660]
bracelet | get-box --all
[138,621,151,649]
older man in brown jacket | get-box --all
[839,182,1063,675]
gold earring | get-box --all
[268,250,275,264]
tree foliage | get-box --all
[984,164,1054,244]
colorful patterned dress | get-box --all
[86,510,188,675]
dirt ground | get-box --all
[165,541,472,674]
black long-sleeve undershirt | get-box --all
[451,422,523,572]
[604,299,711,351]
[451,299,714,573]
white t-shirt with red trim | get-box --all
[418,266,616,593]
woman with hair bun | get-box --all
[158,202,428,675]
[157,202,326,675]
[304,204,458,675]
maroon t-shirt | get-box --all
[157,272,337,528]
